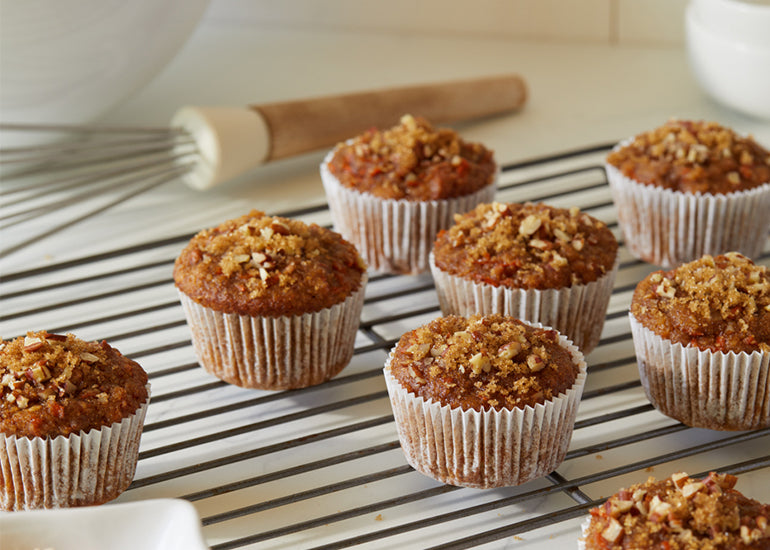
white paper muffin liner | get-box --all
[605,142,770,268]
[629,313,770,430]
[1,387,150,511]
[178,275,367,390]
[430,254,618,355]
[383,324,587,489]
[320,150,498,275]
[577,517,590,549]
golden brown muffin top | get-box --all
[326,114,496,201]
[607,119,770,194]
[0,331,149,439]
[174,210,366,317]
[583,472,770,549]
[631,253,770,354]
[432,202,618,290]
[387,314,579,411]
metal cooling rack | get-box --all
[1,144,768,549]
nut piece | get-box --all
[498,341,522,360]
[469,352,491,374]
[648,496,672,521]
[80,352,100,363]
[519,215,542,237]
[610,499,634,517]
[671,472,689,489]
[408,343,431,361]
[527,354,546,373]
[601,518,624,543]
[681,482,705,499]
[23,336,44,352]
[655,278,676,299]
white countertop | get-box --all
[3,24,769,271]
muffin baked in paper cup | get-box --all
[382,328,587,489]
[1,389,149,510]
[430,253,618,355]
[320,152,497,275]
[629,314,770,430]
[605,149,770,268]
[178,277,366,390]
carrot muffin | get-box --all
[430,202,618,354]
[174,210,367,390]
[629,252,770,430]
[581,471,770,549]
[605,119,770,267]
[383,314,587,488]
[320,114,497,275]
[1,331,150,510]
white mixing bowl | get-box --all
[685,0,770,119]
[0,0,210,143]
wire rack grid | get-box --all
[1,144,768,549]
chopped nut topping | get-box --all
[434,202,618,292]
[632,254,770,354]
[586,472,770,550]
[607,119,770,194]
[80,352,100,363]
[328,115,496,201]
[1,331,150,438]
[388,314,578,412]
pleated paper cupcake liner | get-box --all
[430,254,618,355]
[629,314,770,430]
[383,325,587,489]
[1,388,150,511]
[178,276,366,390]
[605,146,770,268]
[320,151,498,275]
[577,517,590,549]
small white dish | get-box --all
[0,498,209,550]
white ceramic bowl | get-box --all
[0,0,210,145]
[686,0,770,119]
[689,0,770,44]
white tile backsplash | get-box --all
[203,0,687,46]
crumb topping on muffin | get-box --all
[432,202,618,289]
[631,253,770,353]
[607,119,770,194]
[584,472,770,549]
[0,331,148,439]
[326,114,496,200]
[387,314,579,411]
[174,210,366,317]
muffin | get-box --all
[383,314,587,488]
[0,331,150,510]
[580,471,770,549]
[320,114,497,275]
[629,252,770,430]
[606,119,770,268]
[174,210,367,390]
[430,202,619,354]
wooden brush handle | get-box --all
[172,74,527,190]
[252,73,527,161]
